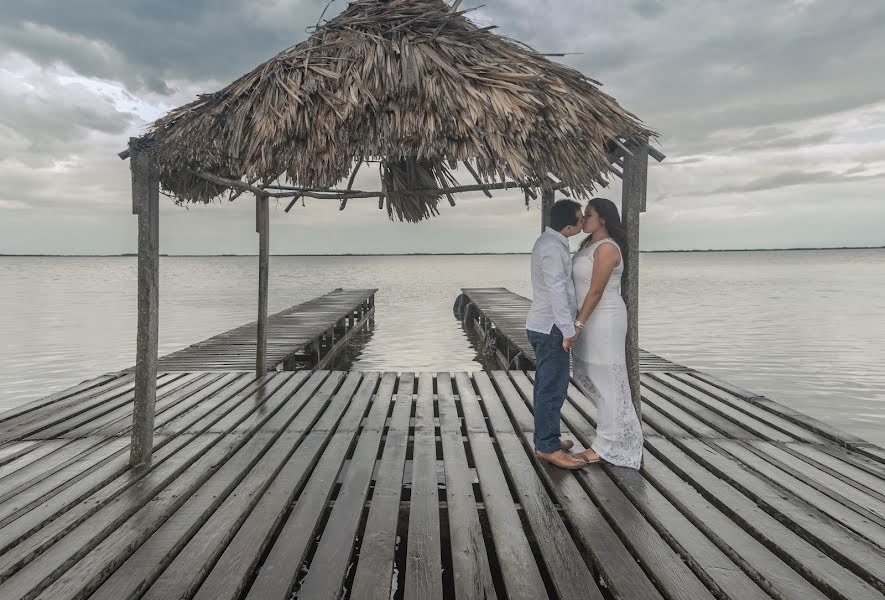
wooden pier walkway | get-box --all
[154,288,376,372]
[0,365,883,599]
[457,287,688,371]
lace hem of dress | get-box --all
[573,362,643,469]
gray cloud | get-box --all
[4,1,884,140]
[0,87,133,162]
[728,130,836,153]
[0,0,329,93]
[708,170,885,195]
[0,63,135,173]
[1,0,884,253]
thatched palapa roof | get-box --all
[144,0,654,221]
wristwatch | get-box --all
[574,319,584,329]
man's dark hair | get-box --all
[549,199,582,231]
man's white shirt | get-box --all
[526,227,577,339]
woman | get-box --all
[569,198,643,469]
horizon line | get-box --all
[1,246,884,257]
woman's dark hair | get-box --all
[549,199,582,231]
[580,197,629,284]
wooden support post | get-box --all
[130,140,160,468]
[540,187,555,232]
[256,195,270,377]
[621,139,649,419]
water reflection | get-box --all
[328,319,376,371]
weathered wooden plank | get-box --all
[404,373,443,600]
[778,442,885,500]
[0,373,297,595]
[679,439,885,590]
[296,373,397,600]
[0,438,110,501]
[453,372,547,600]
[187,380,362,600]
[661,373,829,444]
[0,441,40,468]
[37,429,272,600]
[687,371,870,447]
[0,431,238,600]
[349,373,414,600]
[640,450,831,600]
[473,372,602,600]
[613,467,774,600]
[0,374,147,443]
[88,372,349,600]
[643,374,785,441]
[643,412,885,552]
[645,438,882,600]
[29,373,203,440]
[640,385,726,439]
[92,373,233,437]
[25,373,315,600]
[815,444,885,482]
[154,373,256,435]
[639,399,704,439]
[59,373,217,439]
[436,373,497,600]
[509,371,716,600]
[853,443,885,465]
[0,440,69,482]
[0,440,128,528]
[0,374,119,425]
[236,372,376,600]
[0,376,258,572]
[16,375,304,600]
[746,441,885,522]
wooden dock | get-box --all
[0,285,884,599]
[154,288,376,372]
[456,287,688,371]
[0,368,883,599]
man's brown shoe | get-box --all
[560,439,575,451]
[535,449,587,470]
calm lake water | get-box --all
[1,250,883,445]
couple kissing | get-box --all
[526,198,643,470]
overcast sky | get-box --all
[1,0,883,254]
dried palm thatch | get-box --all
[145,0,654,221]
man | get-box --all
[526,199,587,469]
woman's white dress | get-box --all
[571,239,643,469]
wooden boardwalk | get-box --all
[0,366,883,599]
[154,288,376,371]
[458,287,688,370]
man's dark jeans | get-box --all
[527,325,570,453]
